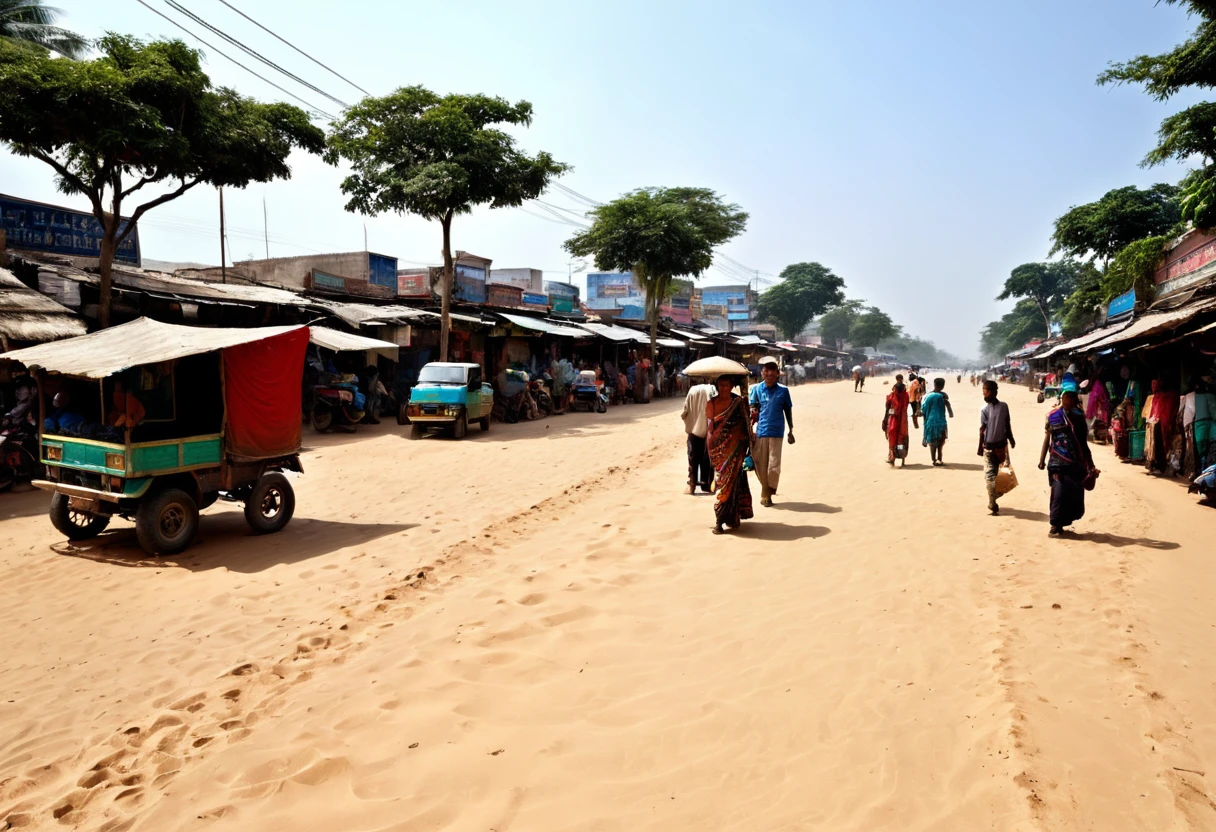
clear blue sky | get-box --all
[3,0,1203,356]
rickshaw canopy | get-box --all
[1,318,310,459]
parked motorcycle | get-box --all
[528,379,553,418]
[311,384,365,432]
[0,426,37,492]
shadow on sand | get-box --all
[940,462,985,472]
[1064,531,1179,550]
[51,514,414,573]
[771,502,842,514]
[0,485,50,520]
[1000,507,1050,523]
[733,521,831,541]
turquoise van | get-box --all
[405,362,493,439]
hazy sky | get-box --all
[3,0,1204,356]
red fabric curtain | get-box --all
[222,328,309,459]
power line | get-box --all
[165,0,348,108]
[552,182,603,207]
[213,0,371,97]
[131,0,337,120]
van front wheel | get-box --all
[49,492,110,541]
[136,488,199,556]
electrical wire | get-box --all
[165,0,348,108]
[552,182,603,207]
[131,0,337,120]
[213,0,371,96]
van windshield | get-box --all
[418,366,467,385]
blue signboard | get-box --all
[586,272,639,307]
[1107,289,1135,320]
[367,253,398,289]
[0,193,140,265]
[618,304,646,320]
[522,291,548,306]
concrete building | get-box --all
[232,251,399,299]
[700,284,755,333]
[396,251,493,304]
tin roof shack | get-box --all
[233,252,399,299]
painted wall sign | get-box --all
[0,193,140,265]
[397,272,429,297]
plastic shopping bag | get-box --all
[994,456,1019,497]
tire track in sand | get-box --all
[0,445,671,832]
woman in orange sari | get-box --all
[706,375,753,534]
[884,374,910,466]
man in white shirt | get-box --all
[681,383,715,494]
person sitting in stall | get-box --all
[110,379,146,430]
[44,391,86,435]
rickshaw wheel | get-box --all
[397,403,411,425]
[136,488,199,556]
[244,473,295,535]
[49,492,110,541]
[311,405,333,432]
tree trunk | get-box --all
[439,212,454,362]
[1037,298,1052,338]
[98,224,118,329]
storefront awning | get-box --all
[498,313,590,338]
[670,328,714,344]
[1132,318,1216,351]
[573,322,649,342]
[309,326,401,360]
[733,335,765,345]
[656,337,686,348]
[1086,297,1216,351]
[1037,321,1133,359]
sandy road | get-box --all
[0,378,1213,831]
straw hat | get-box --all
[683,356,749,379]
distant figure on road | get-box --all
[706,375,753,534]
[978,380,1016,515]
[749,356,795,507]
[884,374,910,467]
[921,377,954,466]
[681,382,715,495]
[853,365,866,392]
[909,373,926,429]
[1038,387,1097,536]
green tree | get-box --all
[326,86,568,360]
[996,261,1079,337]
[818,299,864,349]
[1057,262,1106,335]
[979,299,1044,363]
[0,35,325,326]
[1102,235,1168,305]
[755,261,845,340]
[848,307,898,350]
[1050,184,1180,265]
[1098,1,1216,100]
[564,187,747,359]
[1,0,87,58]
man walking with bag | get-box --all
[750,356,795,507]
[978,380,1016,515]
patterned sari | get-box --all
[707,393,753,529]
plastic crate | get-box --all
[1128,429,1146,461]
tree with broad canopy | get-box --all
[0,35,326,327]
[755,262,845,340]
[564,187,747,360]
[326,86,568,361]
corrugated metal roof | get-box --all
[1087,297,1216,351]
[308,326,400,359]
[573,322,649,343]
[1038,321,1133,359]
[497,313,589,338]
[656,337,686,348]
[0,317,304,378]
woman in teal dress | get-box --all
[920,377,953,466]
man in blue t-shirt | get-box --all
[749,356,795,506]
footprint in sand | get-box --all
[516,593,546,606]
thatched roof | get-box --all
[0,267,87,348]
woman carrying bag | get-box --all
[1038,387,1099,536]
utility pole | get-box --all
[263,193,269,259]
[218,186,227,284]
